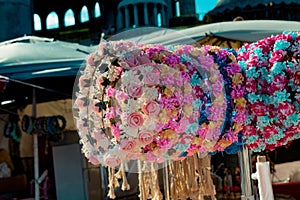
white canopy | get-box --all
[116,20,300,45]
[0,35,93,80]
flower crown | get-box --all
[238,31,300,152]
[73,40,231,167]
[202,46,246,153]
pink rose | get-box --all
[142,100,161,116]
[180,134,193,144]
[104,154,121,167]
[123,54,139,68]
[263,125,277,139]
[143,71,160,86]
[270,50,286,63]
[106,86,115,97]
[278,102,295,117]
[127,112,144,128]
[87,53,95,66]
[115,90,129,100]
[271,75,287,91]
[127,82,143,98]
[120,139,137,151]
[245,79,257,93]
[88,155,100,165]
[250,102,267,116]
[138,130,153,146]
[242,125,256,136]
[137,54,151,64]
[293,71,300,85]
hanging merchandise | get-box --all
[163,154,215,200]
[3,115,22,142]
[21,115,66,135]
[237,31,300,152]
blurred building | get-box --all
[0,0,33,41]
[204,0,300,23]
[31,0,199,45]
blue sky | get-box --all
[195,0,218,20]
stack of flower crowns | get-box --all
[73,41,231,168]
[238,31,300,152]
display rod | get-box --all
[32,88,40,199]
[238,145,254,200]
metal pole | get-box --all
[238,145,254,200]
[32,88,40,199]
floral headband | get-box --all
[238,31,300,152]
[73,40,230,168]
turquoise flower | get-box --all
[238,61,247,70]
[271,62,285,76]
[261,94,273,104]
[253,48,265,60]
[166,45,174,51]
[274,40,290,50]
[274,129,285,140]
[266,136,277,144]
[180,54,192,62]
[190,73,200,86]
[247,93,261,103]
[273,89,290,103]
[244,115,253,125]
[185,123,198,135]
[253,143,266,152]
[192,99,202,110]
[283,31,298,40]
[245,135,258,144]
[257,115,271,129]
[287,113,300,126]
[238,46,247,53]
[174,143,188,152]
[245,67,259,79]
[259,67,269,79]
[288,80,297,90]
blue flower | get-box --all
[185,123,198,135]
[274,40,290,50]
[245,67,259,79]
[238,46,247,53]
[286,113,300,126]
[283,31,298,40]
[190,73,200,86]
[266,136,277,145]
[257,116,271,129]
[273,89,290,104]
[192,99,202,110]
[238,61,247,70]
[252,48,265,60]
[244,115,253,125]
[259,67,269,79]
[261,94,273,104]
[245,135,258,144]
[174,143,188,152]
[166,45,174,51]
[180,54,192,62]
[247,93,261,103]
[271,62,285,76]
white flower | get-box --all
[120,125,138,138]
[142,87,159,100]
